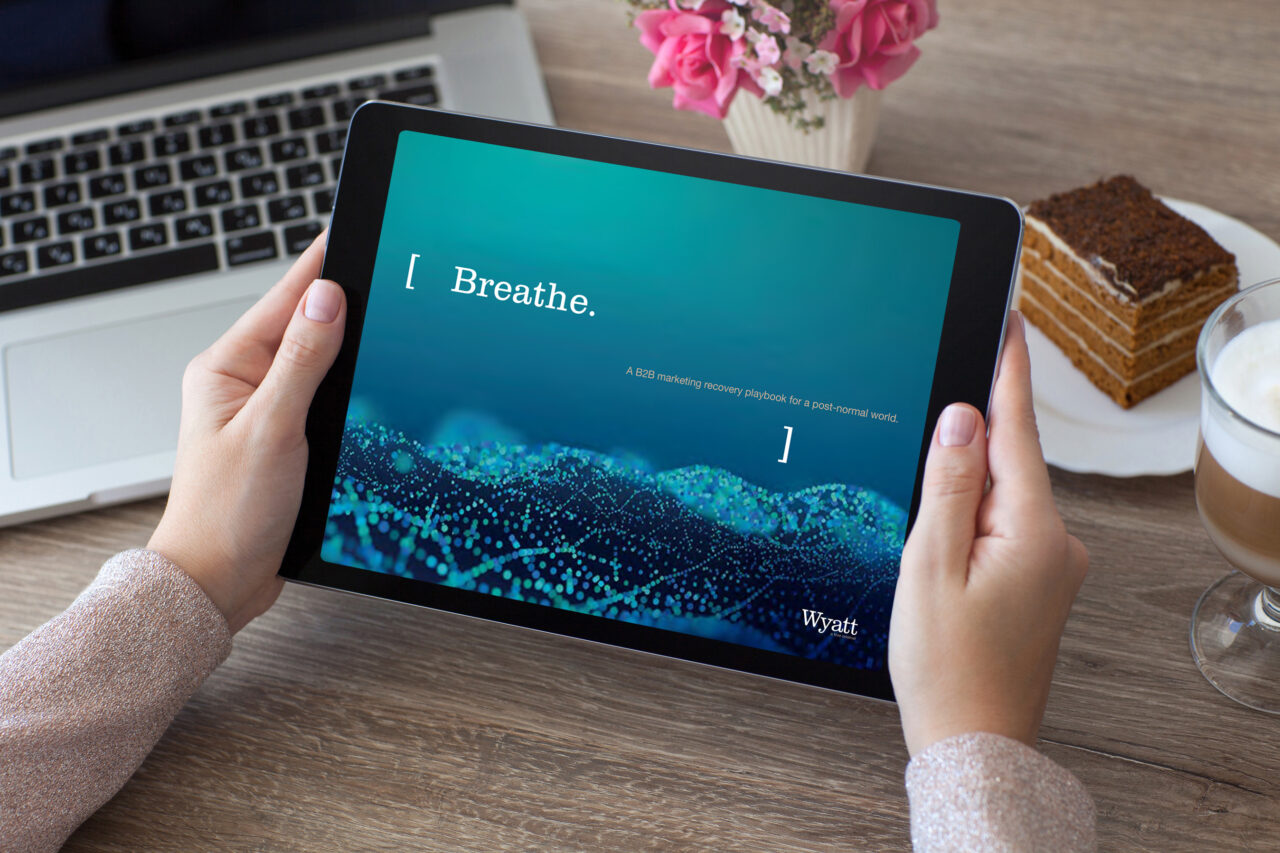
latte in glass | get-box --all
[1195,317,1280,587]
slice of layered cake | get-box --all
[1017,175,1238,408]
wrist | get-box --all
[902,708,1039,757]
[145,532,236,625]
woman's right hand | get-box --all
[888,311,1089,757]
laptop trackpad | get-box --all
[5,299,256,480]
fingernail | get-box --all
[304,279,341,323]
[1011,309,1025,335]
[938,404,978,447]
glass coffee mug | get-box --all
[1191,277,1280,713]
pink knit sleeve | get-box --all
[0,549,232,852]
[905,732,1097,852]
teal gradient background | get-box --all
[339,130,960,509]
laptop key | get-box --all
[134,163,172,189]
[286,106,325,131]
[348,73,386,91]
[226,230,278,266]
[194,180,232,207]
[163,109,203,127]
[13,216,50,243]
[225,145,264,172]
[394,65,435,83]
[71,128,110,146]
[153,131,192,158]
[175,213,214,241]
[269,137,309,163]
[37,241,75,269]
[56,207,96,234]
[331,97,366,123]
[148,189,188,216]
[44,181,83,208]
[286,162,325,189]
[210,101,248,118]
[283,220,323,254]
[129,222,169,251]
[19,158,55,183]
[89,173,127,198]
[83,231,123,259]
[315,129,346,154]
[312,187,336,214]
[198,123,237,149]
[103,199,142,226]
[118,119,156,136]
[267,195,306,223]
[379,84,439,107]
[0,191,35,216]
[0,249,29,277]
[243,115,281,139]
[64,149,102,175]
[108,139,146,166]
[302,83,339,100]
[0,147,16,162]
[256,92,294,109]
[0,165,9,190]
[25,137,64,155]
[221,203,261,232]
[0,244,218,312]
[179,154,219,182]
[240,171,280,199]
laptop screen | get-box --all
[0,0,488,117]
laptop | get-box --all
[0,0,553,526]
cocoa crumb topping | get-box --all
[1026,175,1236,298]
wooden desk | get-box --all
[4,1,1278,848]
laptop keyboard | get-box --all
[0,61,441,312]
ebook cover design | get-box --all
[321,131,960,671]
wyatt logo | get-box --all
[801,610,859,639]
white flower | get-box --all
[745,27,762,44]
[678,0,707,9]
[805,49,839,76]
[757,66,783,97]
[720,8,746,39]
[783,35,811,69]
[785,36,812,61]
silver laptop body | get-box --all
[0,2,552,525]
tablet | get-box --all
[282,102,1022,701]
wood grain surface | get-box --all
[3,1,1279,849]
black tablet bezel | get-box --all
[281,101,1023,701]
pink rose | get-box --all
[636,1,762,120]
[818,0,939,98]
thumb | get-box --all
[249,279,346,428]
[908,403,989,580]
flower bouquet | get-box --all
[626,0,939,172]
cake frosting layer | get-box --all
[1020,242,1235,352]
[1020,290,1198,407]
[1020,270,1204,374]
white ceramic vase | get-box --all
[722,86,882,173]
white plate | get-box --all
[1026,198,1280,477]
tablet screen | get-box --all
[320,129,961,675]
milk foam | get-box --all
[1204,318,1280,498]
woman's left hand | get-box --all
[147,234,346,633]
